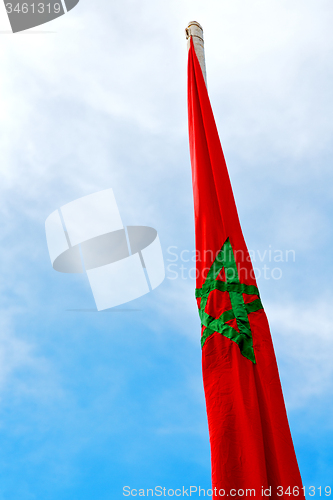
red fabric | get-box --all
[187,38,304,498]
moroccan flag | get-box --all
[187,37,304,498]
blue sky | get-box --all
[0,0,332,498]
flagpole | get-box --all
[185,21,207,85]
[186,23,305,496]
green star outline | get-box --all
[195,238,263,363]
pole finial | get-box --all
[185,21,204,41]
[185,21,207,85]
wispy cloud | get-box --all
[266,296,333,409]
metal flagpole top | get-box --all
[185,21,207,85]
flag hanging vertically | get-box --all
[187,24,304,499]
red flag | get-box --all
[187,37,304,499]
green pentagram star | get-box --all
[195,238,263,363]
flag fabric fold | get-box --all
[187,37,304,498]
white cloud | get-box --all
[266,296,333,409]
[0,315,60,406]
